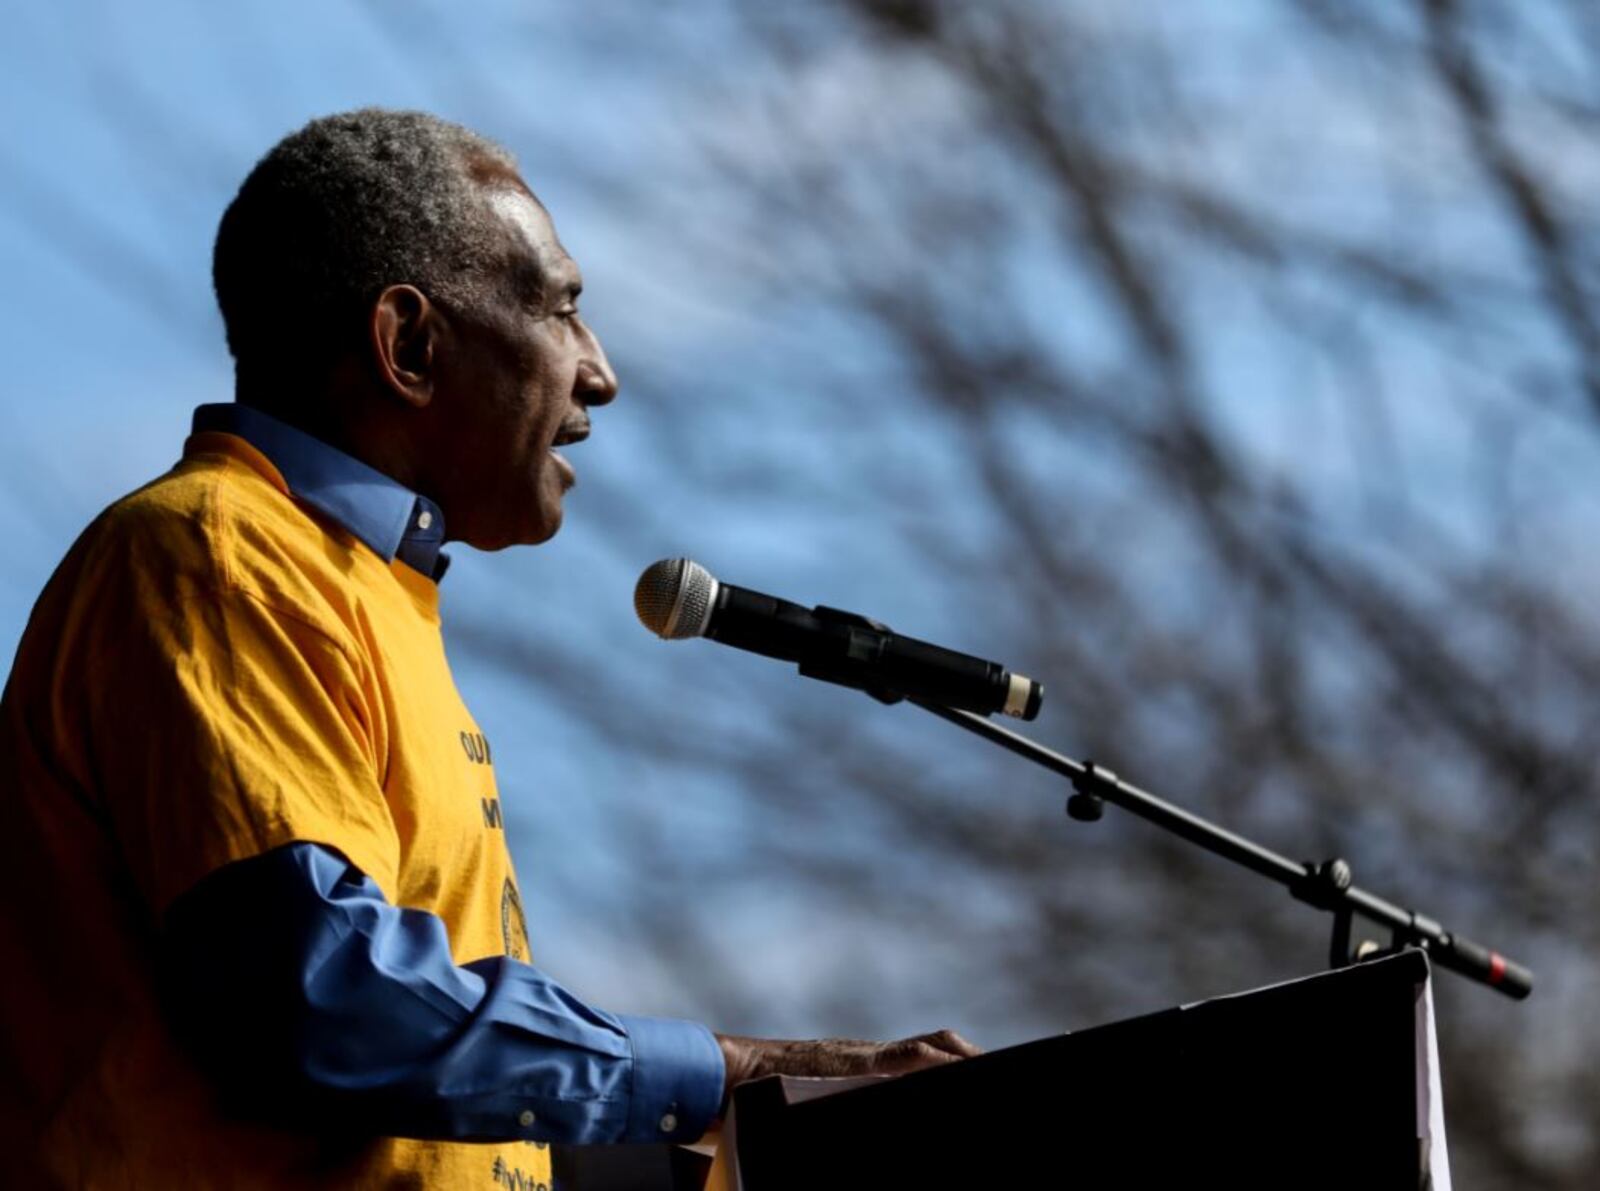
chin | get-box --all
[527,495,565,544]
[455,476,566,550]
[524,513,562,546]
[477,506,564,551]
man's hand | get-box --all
[714,1030,982,1110]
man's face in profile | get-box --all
[427,180,618,550]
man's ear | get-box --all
[369,284,441,409]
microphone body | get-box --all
[636,559,1042,720]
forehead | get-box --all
[483,186,579,291]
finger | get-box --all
[877,1039,966,1074]
[919,1028,983,1059]
[908,1042,967,1068]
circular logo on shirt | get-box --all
[502,877,530,962]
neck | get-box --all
[235,371,425,494]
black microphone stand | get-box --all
[909,699,1533,1000]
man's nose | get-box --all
[576,329,619,407]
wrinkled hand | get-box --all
[714,1029,982,1110]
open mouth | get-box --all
[552,421,590,448]
[549,420,590,486]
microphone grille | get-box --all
[634,558,718,639]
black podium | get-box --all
[724,951,1446,1190]
[556,951,1448,1191]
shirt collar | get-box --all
[192,403,449,581]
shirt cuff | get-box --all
[617,1014,725,1144]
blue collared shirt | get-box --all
[161,403,724,1146]
[193,403,449,580]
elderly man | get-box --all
[0,110,976,1189]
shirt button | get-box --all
[518,1109,536,1128]
[659,1112,678,1134]
[417,509,434,530]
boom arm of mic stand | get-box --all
[909,699,1533,1001]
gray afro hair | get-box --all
[213,108,519,374]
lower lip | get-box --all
[550,450,576,487]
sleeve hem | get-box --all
[617,1014,725,1144]
[154,830,400,918]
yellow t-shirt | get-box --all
[0,431,552,1189]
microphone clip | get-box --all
[799,606,904,706]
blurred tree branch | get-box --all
[445,3,1598,1185]
[11,3,1594,1185]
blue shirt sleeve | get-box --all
[159,842,724,1146]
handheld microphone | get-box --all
[633,558,1043,720]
